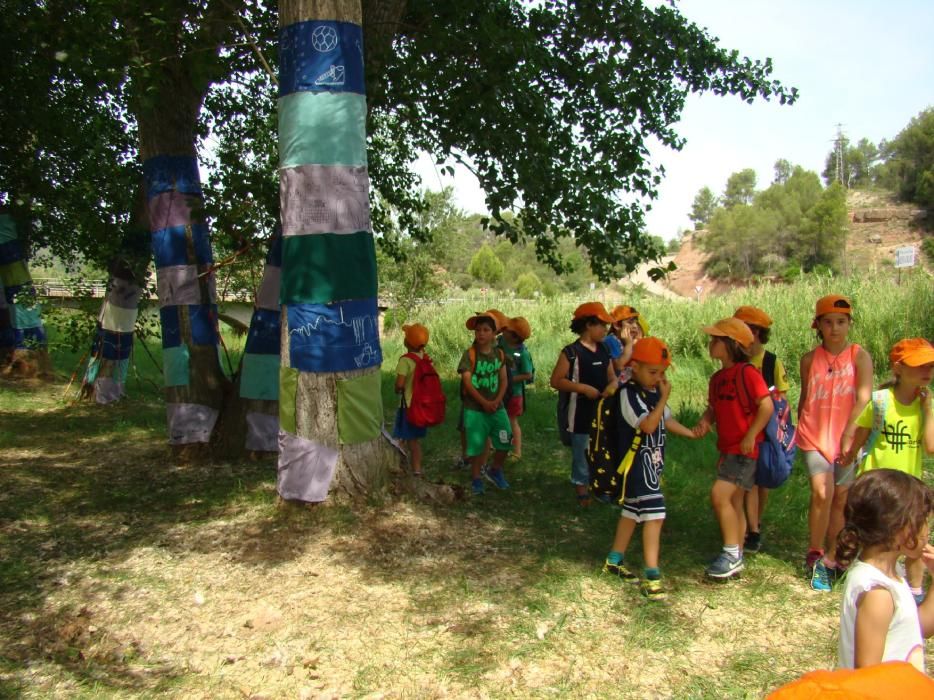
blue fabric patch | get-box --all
[160,306,181,348]
[92,327,133,361]
[151,224,212,268]
[143,155,202,199]
[13,326,46,348]
[287,298,382,372]
[0,240,22,265]
[279,21,365,97]
[190,304,219,346]
[244,307,281,355]
[3,283,24,304]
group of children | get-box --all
[393,296,934,671]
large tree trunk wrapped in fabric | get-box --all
[276,0,395,502]
[0,210,51,378]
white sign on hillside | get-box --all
[894,246,916,269]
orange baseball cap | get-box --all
[702,317,754,348]
[629,337,671,367]
[505,316,532,341]
[466,313,498,331]
[733,305,772,328]
[402,323,428,348]
[481,308,509,332]
[572,301,613,323]
[611,305,640,323]
[814,294,852,318]
[890,338,934,366]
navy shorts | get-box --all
[393,406,427,440]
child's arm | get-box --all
[461,370,493,412]
[601,361,617,397]
[919,544,934,636]
[840,347,874,457]
[692,406,715,437]
[666,417,697,439]
[491,363,508,411]
[921,387,934,454]
[853,588,896,667]
[836,426,871,468]
[394,374,406,394]
[798,351,814,420]
[739,394,773,457]
[550,351,600,399]
[637,377,670,434]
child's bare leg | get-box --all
[611,516,638,555]
[642,519,664,570]
[711,480,742,547]
[906,556,925,591]
[480,439,491,467]
[757,487,770,526]
[744,489,758,534]
[733,488,747,550]
[808,471,834,552]
[491,449,507,470]
[409,439,423,475]
[826,485,849,562]
[509,415,522,458]
[470,455,485,480]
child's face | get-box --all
[503,330,520,345]
[630,361,666,390]
[588,320,608,341]
[898,519,930,559]
[895,361,934,389]
[625,318,644,341]
[707,335,727,361]
[473,323,496,346]
[817,313,852,345]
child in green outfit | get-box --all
[458,313,513,495]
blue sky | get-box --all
[415,0,934,240]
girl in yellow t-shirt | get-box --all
[838,337,934,602]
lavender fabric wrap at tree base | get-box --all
[277,430,339,502]
[287,298,381,372]
[166,403,219,445]
[279,21,365,97]
[280,164,371,235]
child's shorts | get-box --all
[506,394,524,417]
[393,406,427,441]
[802,449,856,486]
[620,457,665,523]
[463,407,512,457]
[716,453,756,490]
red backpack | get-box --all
[404,352,446,427]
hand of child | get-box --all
[658,376,671,401]
[485,399,499,413]
[692,421,709,438]
[919,387,931,408]
[739,433,756,457]
[583,385,600,400]
[921,543,934,574]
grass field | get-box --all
[0,271,932,698]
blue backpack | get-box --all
[738,355,797,489]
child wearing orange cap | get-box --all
[550,302,617,506]
[602,337,697,600]
[836,338,934,602]
[692,318,773,579]
[605,305,647,381]
[394,323,431,476]
[797,294,873,592]
[499,316,535,460]
[732,305,791,554]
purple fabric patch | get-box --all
[94,377,125,404]
[245,412,279,452]
[166,402,219,445]
[280,164,371,236]
[276,430,338,502]
[149,191,199,231]
[157,264,215,306]
[255,265,281,311]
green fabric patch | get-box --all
[12,304,42,330]
[0,214,16,244]
[0,261,31,288]
[280,232,377,305]
[240,352,281,401]
[163,345,190,387]
[279,92,367,168]
[279,365,299,434]
[336,370,383,445]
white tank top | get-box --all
[838,560,924,673]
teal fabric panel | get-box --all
[278,92,367,168]
[163,344,190,387]
[280,232,376,305]
[239,352,281,401]
[0,214,16,244]
[12,304,42,329]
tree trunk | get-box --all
[135,60,229,447]
[277,0,395,502]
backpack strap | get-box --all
[734,362,756,415]
[761,351,777,390]
[860,389,889,467]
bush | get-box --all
[515,272,542,298]
[922,237,934,264]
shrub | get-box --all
[515,272,542,298]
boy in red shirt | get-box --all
[693,318,773,579]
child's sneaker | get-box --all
[484,467,510,490]
[471,478,485,496]
[451,457,469,471]
[705,552,744,579]
[603,559,639,583]
[809,560,832,592]
[743,531,762,553]
[640,578,667,601]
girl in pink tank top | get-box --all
[798,295,873,592]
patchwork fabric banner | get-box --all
[279,92,367,168]
[287,297,381,373]
[277,430,339,503]
[239,236,282,412]
[159,304,219,349]
[280,164,371,236]
[143,156,203,199]
[0,214,45,351]
[149,191,200,231]
[151,224,213,268]
[279,21,365,96]
[156,264,215,306]
[91,327,134,361]
[336,370,383,444]
[279,231,376,305]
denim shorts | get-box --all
[717,453,756,491]
[570,433,590,486]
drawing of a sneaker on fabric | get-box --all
[354,344,380,367]
[315,64,346,87]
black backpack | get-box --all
[588,389,645,505]
[556,343,578,446]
